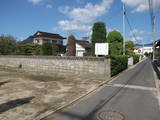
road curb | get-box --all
[35,59,144,120]
[152,62,160,110]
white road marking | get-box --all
[106,84,157,91]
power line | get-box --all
[124,7,145,55]
[124,12,138,42]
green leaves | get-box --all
[107,55,128,76]
[107,30,123,43]
[91,22,107,55]
[106,30,123,56]
[125,40,135,55]
[132,55,140,64]
[109,42,123,55]
[0,35,17,55]
[42,42,53,55]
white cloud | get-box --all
[121,0,160,13]
[57,0,114,33]
[129,29,145,42]
[59,6,71,14]
[46,4,53,8]
[129,29,144,36]
[28,0,43,4]
[58,20,92,32]
[131,36,144,42]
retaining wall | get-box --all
[0,56,111,78]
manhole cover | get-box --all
[97,110,125,120]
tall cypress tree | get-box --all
[91,22,107,55]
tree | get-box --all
[107,30,123,43]
[0,35,17,55]
[66,35,76,56]
[15,42,26,55]
[42,42,53,55]
[52,43,59,56]
[109,42,123,55]
[91,22,107,55]
[107,30,123,55]
[125,40,135,55]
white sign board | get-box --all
[95,43,109,56]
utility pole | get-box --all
[122,4,125,55]
[152,15,156,60]
[148,0,157,60]
[142,41,144,56]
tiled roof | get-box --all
[34,31,66,39]
[21,36,34,44]
[76,40,91,49]
[22,31,66,44]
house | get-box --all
[22,31,66,45]
[155,39,160,58]
[134,43,153,55]
[75,39,91,56]
[155,39,160,49]
[66,35,91,56]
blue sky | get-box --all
[0,0,160,44]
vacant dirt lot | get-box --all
[0,67,108,120]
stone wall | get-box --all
[0,56,111,78]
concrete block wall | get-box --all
[0,56,111,78]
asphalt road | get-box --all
[45,58,160,120]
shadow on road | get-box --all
[0,96,34,114]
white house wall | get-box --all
[76,44,85,51]
[76,43,86,56]
[33,37,63,45]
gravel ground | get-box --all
[0,67,108,120]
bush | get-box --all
[109,42,123,55]
[42,42,53,55]
[83,52,92,56]
[106,55,128,76]
[132,55,140,64]
[18,64,22,69]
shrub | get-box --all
[132,55,140,64]
[18,64,22,69]
[42,42,53,55]
[106,55,128,76]
[109,42,123,55]
[83,52,92,56]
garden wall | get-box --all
[0,56,111,78]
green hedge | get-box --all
[106,55,128,76]
[83,52,92,56]
[132,55,140,64]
